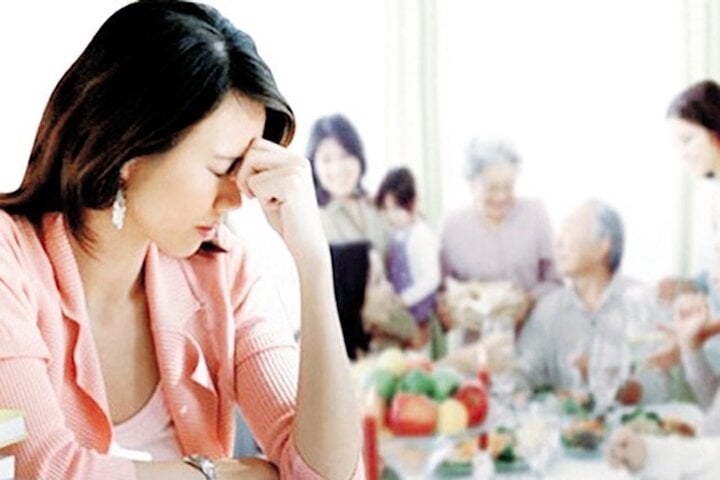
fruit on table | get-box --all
[397,368,435,396]
[363,368,399,403]
[377,347,408,376]
[436,398,469,435]
[387,392,438,436]
[454,379,489,426]
[430,367,462,401]
[617,380,643,406]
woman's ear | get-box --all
[119,158,139,183]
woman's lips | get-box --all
[196,225,218,241]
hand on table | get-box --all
[216,458,279,480]
[606,427,647,473]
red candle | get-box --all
[362,414,379,480]
[362,392,382,480]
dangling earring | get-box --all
[111,188,126,230]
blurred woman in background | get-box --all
[306,114,391,357]
[440,139,560,328]
[307,114,388,254]
[609,79,720,478]
[659,80,720,304]
[667,79,720,179]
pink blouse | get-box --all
[0,212,362,479]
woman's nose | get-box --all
[215,176,243,212]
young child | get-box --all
[375,167,441,346]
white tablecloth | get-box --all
[525,402,702,480]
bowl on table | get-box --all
[560,417,607,458]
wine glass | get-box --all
[515,405,559,478]
[624,298,667,377]
[482,313,518,423]
[587,336,629,415]
[381,435,453,479]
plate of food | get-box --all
[619,407,696,437]
[560,417,606,458]
[484,426,531,473]
[433,437,480,478]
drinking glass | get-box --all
[515,405,559,478]
[624,301,667,377]
[482,313,517,423]
[587,336,629,415]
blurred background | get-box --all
[1,0,719,283]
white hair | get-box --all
[464,138,521,181]
[585,199,624,274]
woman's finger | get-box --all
[232,138,305,197]
[245,165,306,204]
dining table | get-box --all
[378,401,704,479]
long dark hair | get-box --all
[305,113,366,206]
[0,0,294,240]
[667,80,720,136]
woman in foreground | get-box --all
[0,1,361,478]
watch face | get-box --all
[186,454,217,479]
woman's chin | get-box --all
[155,239,204,259]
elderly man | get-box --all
[515,199,670,405]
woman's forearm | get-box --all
[135,457,278,480]
[292,249,362,479]
[135,461,204,480]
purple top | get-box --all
[439,198,560,298]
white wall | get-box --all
[214,0,387,189]
[0,1,128,192]
[436,0,689,283]
[0,1,703,284]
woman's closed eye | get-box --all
[209,168,226,178]
[209,156,243,178]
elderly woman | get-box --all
[440,139,560,326]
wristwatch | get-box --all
[183,453,218,480]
